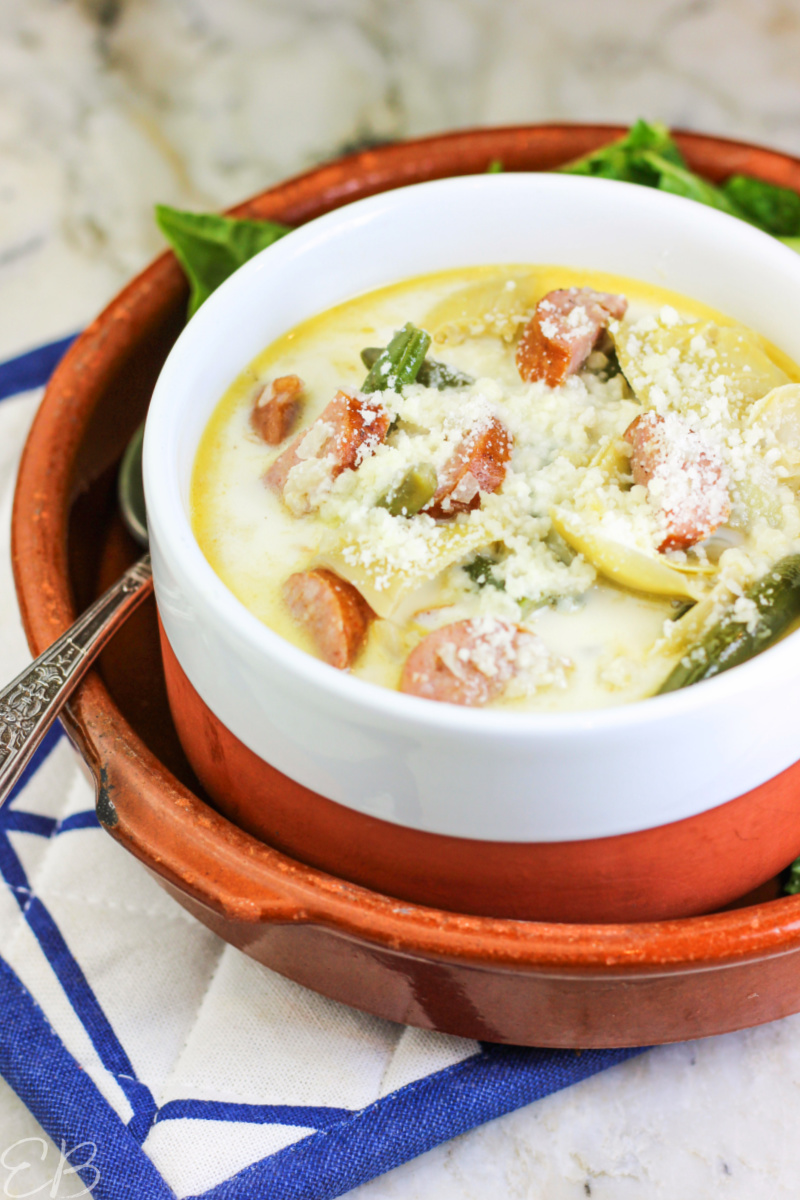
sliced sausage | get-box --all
[516,287,628,386]
[400,618,522,706]
[283,568,375,669]
[251,374,305,444]
[624,411,731,552]
[265,390,391,496]
[425,417,512,519]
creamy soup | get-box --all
[191,265,800,711]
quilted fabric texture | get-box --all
[0,340,643,1200]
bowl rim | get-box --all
[145,168,800,740]
[12,121,800,970]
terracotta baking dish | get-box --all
[12,124,800,1047]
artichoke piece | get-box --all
[733,383,800,523]
[423,273,539,345]
[652,562,752,659]
[315,520,491,619]
[550,507,707,599]
[748,383,800,479]
[588,435,632,480]
[730,477,783,528]
[656,589,728,655]
[377,463,438,517]
[614,318,789,414]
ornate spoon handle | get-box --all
[0,554,153,808]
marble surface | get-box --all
[5,0,800,361]
[2,0,800,1195]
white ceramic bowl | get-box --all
[144,174,800,855]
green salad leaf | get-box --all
[559,120,800,247]
[155,205,292,317]
[723,174,800,237]
[785,855,800,895]
[559,119,686,186]
[637,150,745,217]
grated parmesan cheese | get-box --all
[193,264,800,712]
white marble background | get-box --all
[2,0,800,1195]
[4,0,800,360]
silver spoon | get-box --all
[0,422,152,808]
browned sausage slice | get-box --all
[425,417,512,519]
[265,390,391,495]
[251,374,305,444]
[400,618,522,706]
[283,568,375,669]
[624,411,730,552]
[516,287,628,386]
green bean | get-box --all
[361,323,431,394]
[360,346,473,391]
[377,463,438,517]
[657,554,800,693]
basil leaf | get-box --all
[723,174,800,237]
[155,205,292,317]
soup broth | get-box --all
[192,265,800,710]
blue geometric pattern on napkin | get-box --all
[0,338,646,1200]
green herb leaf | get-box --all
[723,174,800,236]
[486,159,504,174]
[155,205,292,318]
[463,554,505,590]
[780,236,800,254]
